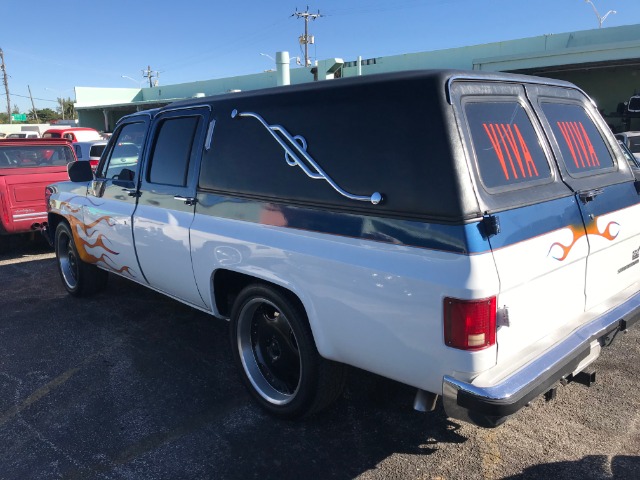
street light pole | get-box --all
[584,0,617,28]
[121,75,144,87]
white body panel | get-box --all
[190,214,500,394]
[493,225,589,365]
[585,203,640,310]
[133,203,206,308]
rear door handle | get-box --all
[174,195,197,206]
[578,188,603,204]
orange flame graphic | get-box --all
[549,219,619,261]
[58,199,136,279]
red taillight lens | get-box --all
[444,296,497,351]
[89,160,99,169]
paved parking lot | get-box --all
[0,240,639,480]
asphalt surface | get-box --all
[0,238,639,480]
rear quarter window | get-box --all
[540,102,614,176]
[464,101,552,191]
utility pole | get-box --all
[0,49,12,123]
[27,85,39,123]
[142,65,159,87]
[293,7,322,67]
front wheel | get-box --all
[230,284,346,418]
[55,222,108,296]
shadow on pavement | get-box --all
[503,455,640,480]
[1,268,468,480]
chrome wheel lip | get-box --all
[57,230,78,290]
[237,297,302,406]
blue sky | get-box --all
[1,0,638,113]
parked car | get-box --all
[618,139,640,170]
[72,140,107,170]
[42,127,102,143]
[7,132,40,139]
[0,138,74,238]
[614,131,640,160]
[45,70,639,428]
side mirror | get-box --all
[67,160,94,182]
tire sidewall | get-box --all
[230,284,319,418]
[55,222,81,295]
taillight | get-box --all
[89,160,99,168]
[443,296,496,351]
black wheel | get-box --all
[230,284,346,418]
[55,222,108,296]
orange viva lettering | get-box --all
[557,122,579,168]
[483,123,539,181]
[513,124,538,177]
[579,122,600,166]
[557,121,599,169]
[483,123,509,180]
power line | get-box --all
[0,92,59,103]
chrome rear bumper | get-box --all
[443,288,640,428]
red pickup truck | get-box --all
[0,138,74,241]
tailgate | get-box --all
[0,168,69,233]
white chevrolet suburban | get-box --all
[45,70,640,427]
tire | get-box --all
[55,222,108,296]
[230,284,346,418]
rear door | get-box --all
[132,106,209,308]
[529,85,640,310]
[450,80,585,365]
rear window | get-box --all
[0,145,74,168]
[42,132,61,138]
[464,101,551,190]
[89,144,106,157]
[540,102,614,175]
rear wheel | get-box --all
[230,284,345,418]
[55,222,108,296]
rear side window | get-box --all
[147,116,200,186]
[628,136,640,154]
[89,144,106,157]
[540,102,614,175]
[0,145,74,168]
[465,101,551,190]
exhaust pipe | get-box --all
[413,389,438,412]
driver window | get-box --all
[103,122,147,181]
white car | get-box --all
[614,131,640,160]
[72,140,108,170]
[7,132,40,139]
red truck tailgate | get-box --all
[0,166,69,234]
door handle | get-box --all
[578,188,603,204]
[174,195,198,206]
[122,188,140,198]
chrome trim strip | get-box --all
[204,119,216,151]
[443,287,640,424]
[13,212,46,220]
[231,109,383,205]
